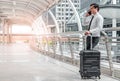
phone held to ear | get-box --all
[88,10,91,15]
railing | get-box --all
[30,27,120,79]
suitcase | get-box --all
[79,36,101,79]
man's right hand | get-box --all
[85,13,90,17]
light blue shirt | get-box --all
[82,12,104,37]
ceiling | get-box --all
[0,0,60,25]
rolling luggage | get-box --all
[79,36,101,79]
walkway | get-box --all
[0,43,119,81]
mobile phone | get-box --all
[88,11,91,15]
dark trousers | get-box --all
[86,36,99,50]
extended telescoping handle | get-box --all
[83,35,93,50]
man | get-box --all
[82,3,104,50]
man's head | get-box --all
[90,3,99,14]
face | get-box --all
[90,5,97,14]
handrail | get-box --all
[103,27,120,31]
[34,27,120,36]
[33,27,120,77]
[101,31,114,76]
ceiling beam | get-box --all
[0,6,36,17]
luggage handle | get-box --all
[83,34,93,50]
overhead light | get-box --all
[0,15,7,18]
[12,8,15,12]
[13,1,16,5]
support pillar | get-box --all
[0,18,2,44]
[7,25,11,43]
[67,0,82,31]
[2,18,5,44]
[9,25,12,43]
[112,18,117,46]
[4,20,10,44]
[48,10,59,33]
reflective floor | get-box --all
[0,43,119,81]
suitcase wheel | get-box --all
[98,76,100,79]
[81,75,83,79]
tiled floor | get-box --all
[0,43,119,81]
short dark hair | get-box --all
[90,3,99,11]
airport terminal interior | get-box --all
[0,0,120,81]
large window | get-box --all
[12,24,32,34]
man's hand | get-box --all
[86,13,90,17]
[85,31,91,35]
